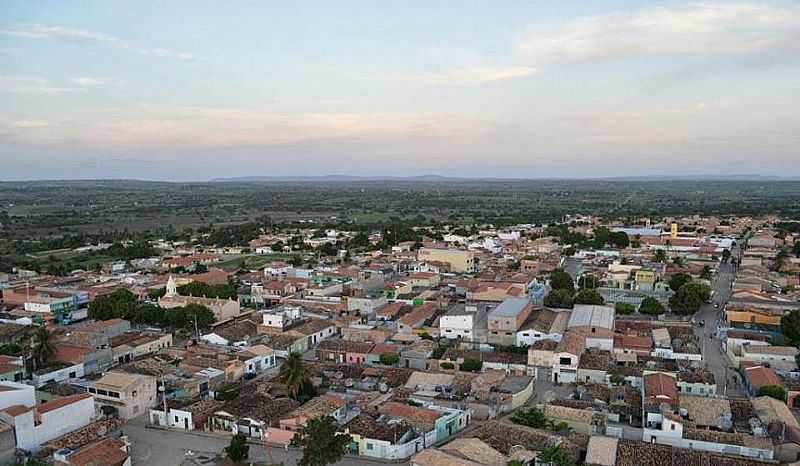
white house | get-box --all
[0,393,94,452]
[238,345,277,375]
[439,304,487,341]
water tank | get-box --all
[54,449,73,462]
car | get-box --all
[699,320,705,327]
[714,303,719,309]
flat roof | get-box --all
[567,305,615,329]
[490,298,530,318]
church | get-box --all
[158,275,241,322]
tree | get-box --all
[278,352,310,400]
[609,231,630,249]
[669,282,711,315]
[440,362,455,370]
[88,288,137,320]
[549,269,574,293]
[573,289,604,305]
[460,358,483,372]
[31,326,55,369]
[291,416,352,466]
[639,297,665,315]
[758,385,788,402]
[511,407,548,428]
[668,273,692,292]
[379,352,399,366]
[537,443,574,466]
[225,433,249,463]
[614,303,635,315]
[781,310,800,346]
[653,249,667,263]
[577,274,599,289]
[544,289,574,309]
[700,266,712,280]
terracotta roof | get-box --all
[379,401,441,431]
[399,303,437,326]
[744,365,781,390]
[3,404,30,417]
[52,344,93,364]
[644,373,677,404]
[65,437,129,466]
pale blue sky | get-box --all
[1,1,799,180]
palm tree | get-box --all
[31,326,55,370]
[278,352,309,400]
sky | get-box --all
[1,1,799,181]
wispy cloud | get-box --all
[0,76,81,94]
[1,23,195,61]
[518,2,800,67]
[0,23,118,43]
[71,77,109,87]
[393,65,538,85]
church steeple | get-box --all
[165,274,177,297]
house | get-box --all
[286,318,337,349]
[266,394,347,445]
[487,298,533,346]
[345,412,422,460]
[87,371,157,419]
[55,436,131,466]
[515,308,569,347]
[149,398,222,431]
[237,345,276,375]
[406,272,441,289]
[740,345,799,372]
[743,365,782,397]
[398,303,438,334]
[467,283,526,302]
[316,339,375,365]
[439,303,489,342]
[0,356,24,382]
[378,401,469,444]
[676,370,717,397]
[678,394,731,430]
[613,334,652,356]
[440,438,508,466]
[201,317,262,347]
[567,304,615,350]
[577,349,611,385]
[0,393,94,452]
[543,404,604,435]
[110,332,172,366]
[400,340,435,370]
[209,390,298,439]
[375,302,409,321]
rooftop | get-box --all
[489,298,531,318]
[678,394,731,427]
[567,304,614,330]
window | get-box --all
[175,416,179,422]
[97,389,108,396]
[69,371,76,378]
[110,391,120,398]
[88,387,97,394]
[366,443,373,450]
[670,424,675,431]
[132,390,138,397]
[559,357,571,365]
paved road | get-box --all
[693,244,743,396]
[124,415,405,466]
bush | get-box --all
[460,358,483,372]
[758,385,788,402]
[573,289,604,305]
[379,353,399,366]
[639,297,665,315]
[615,303,635,315]
[440,362,455,370]
[669,282,711,315]
[544,289,574,309]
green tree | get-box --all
[668,273,692,292]
[544,289,574,309]
[758,385,788,402]
[291,416,352,466]
[537,443,574,466]
[31,326,55,369]
[549,269,574,293]
[511,407,548,428]
[700,266,712,280]
[669,282,711,315]
[278,352,310,400]
[782,310,800,346]
[460,357,483,372]
[577,274,599,289]
[609,231,630,248]
[88,288,137,320]
[614,303,635,315]
[440,362,455,370]
[225,433,249,462]
[573,289,604,305]
[639,297,665,315]
[379,353,399,366]
[653,249,667,263]
[177,282,236,300]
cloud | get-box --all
[0,76,81,94]
[394,65,538,85]
[2,23,195,61]
[518,2,800,67]
[71,77,109,87]
[1,23,117,43]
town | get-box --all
[1,212,800,466]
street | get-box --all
[124,415,406,466]
[693,244,743,397]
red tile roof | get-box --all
[644,373,678,403]
[745,366,781,390]
[37,393,92,414]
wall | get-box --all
[32,363,84,387]
[0,382,35,410]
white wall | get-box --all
[0,382,35,410]
[32,363,84,387]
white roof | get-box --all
[567,305,615,330]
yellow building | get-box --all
[417,248,476,273]
[725,306,782,328]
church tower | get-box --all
[165,275,178,297]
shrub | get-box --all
[614,303,635,315]
[440,362,455,370]
[460,358,483,372]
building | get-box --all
[417,248,476,274]
[158,275,240,322]
[87,372,157,419]
[439,303,489,342]
[0,393,94,452]
[487,298,533,346]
